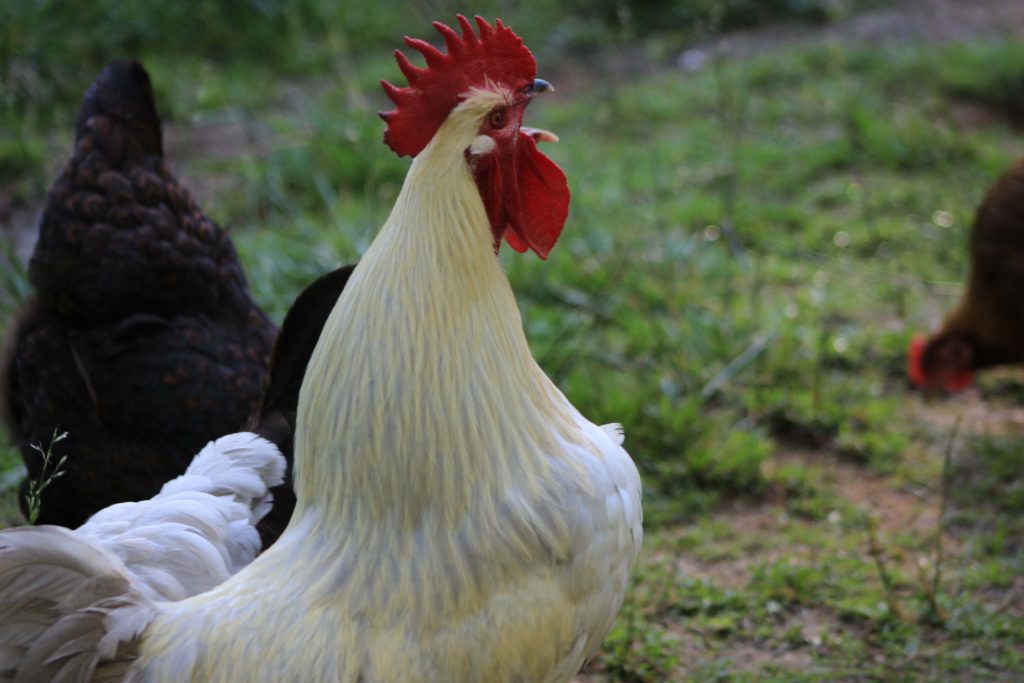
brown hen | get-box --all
[909,158,1024,391]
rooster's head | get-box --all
[380,15,569,259]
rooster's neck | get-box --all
[290,118,578,534]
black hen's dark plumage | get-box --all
[2,60,279,533]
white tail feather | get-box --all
[0,526,154,679]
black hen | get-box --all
[2,60,279,534]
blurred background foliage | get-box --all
[0,0,886,122]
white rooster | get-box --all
[0,15,642,682]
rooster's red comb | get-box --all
[379,15,537,158]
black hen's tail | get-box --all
[249,264,356,543]
[75,59,163,163]
[258,265,357,430]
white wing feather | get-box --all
[76,432,286,601]
[0,432,287,681]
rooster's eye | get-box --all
[488,108,507,129]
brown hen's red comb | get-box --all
[380,15,537,158]
[907,334,928,388]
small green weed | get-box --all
[23,428,68,525]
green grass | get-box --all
[0,425,24,526]
[3,2,1024,679]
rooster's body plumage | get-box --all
[0,17,641,682]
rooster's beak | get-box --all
[522,127,559,144]
[528,79,554,96]
[523,80,556,144]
